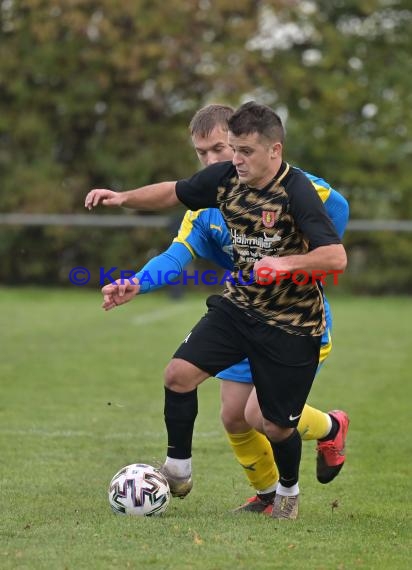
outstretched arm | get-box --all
[85,181,179,210]
[136,242,194,294]
[101,242,194,310]
[101,277,140,311]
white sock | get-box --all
[257,481,278,495]
[164,457,192,478]
[276,482,299,496]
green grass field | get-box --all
[1,288,411,569]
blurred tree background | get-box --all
[1,0,411,292]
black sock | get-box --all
[319,414,339,442]
[269,429,302,488]
[257,490,277,502]
[164,387,198,459]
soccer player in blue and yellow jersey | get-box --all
[93,105,349,516]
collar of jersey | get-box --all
[246,161,290,191]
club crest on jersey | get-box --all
[262,210,276,228]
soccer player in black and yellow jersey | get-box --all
[86,102,347,519]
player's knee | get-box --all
[164,359,207,392]
[220,406,249,433]
[165,360,186,391]
[263,418,294,443]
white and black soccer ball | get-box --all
[108,463,170,516]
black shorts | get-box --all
[174,295,321,427]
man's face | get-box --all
[191,125,234,167]
[228,131,282,188]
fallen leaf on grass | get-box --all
[193,532,203,545]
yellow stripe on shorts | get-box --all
[319,330,332,364]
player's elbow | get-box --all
[333,245,347,272]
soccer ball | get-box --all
[108,463,170,516]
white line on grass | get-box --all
[0,428,220,440]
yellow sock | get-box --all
[298,404,330,441]
[227,429,279,492]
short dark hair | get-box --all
[228,101,284,143]
[189,104,235,137]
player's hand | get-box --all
[85,189,124,210]
[254,256,291,284]
[101,277,140,311]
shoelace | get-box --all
[278,496,297,517]
[317,439,341,457]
